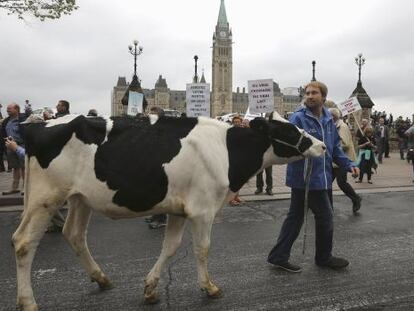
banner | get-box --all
[186,83,210,117]
[127,91,143,116]
[337,97,362,116]
[248,79,274,113]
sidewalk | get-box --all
[0,152,413,207]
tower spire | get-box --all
[217,0,228,26]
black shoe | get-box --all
[149,221,166,229]
[266,189,274,196]
[316,256,349,269]
[254,189,263,195]
[270,261,302,273]
[352,196,362,213]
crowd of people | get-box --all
[0,100,99,232]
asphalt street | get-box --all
[1,191,413,310]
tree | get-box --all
[0,0,77,20]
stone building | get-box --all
[110,0,302,117]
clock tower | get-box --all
[211,0,233,117]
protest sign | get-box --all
[127,91,143,116]
[248,79,274,113]
[186,83,210,117]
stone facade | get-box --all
[110,0,303,117]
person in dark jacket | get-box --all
[267,81,359,273]
[1,103,27,194]
[47,100,71,232]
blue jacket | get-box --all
[286,106,355,190]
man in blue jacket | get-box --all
[268,81,359,272]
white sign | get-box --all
[186,83,210,117]
[248,79,274,113]
[244,107,263,121]
[127,91,143,116]
[337,97,362,116]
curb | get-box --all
[1,187,413,213]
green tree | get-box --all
[0,0,77,20]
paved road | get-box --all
[1,191,413,310]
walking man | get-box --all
[329,108,361,213]
[267,81,359,272]
[374,117,389,164]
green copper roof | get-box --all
[217,0,228,26]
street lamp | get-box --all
[311,60,316,81]
[193,55,199,83]
[355,53,365,84]
[128,40,143,77]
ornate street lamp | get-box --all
[355,53,365,84]
[193,55,199,83]
[311,60,316,81]
[128,40,143,77]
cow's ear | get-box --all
[250,117,269,134]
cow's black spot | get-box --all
[227,126,270,192]
[94,116,198,212]
[24,116,106,168]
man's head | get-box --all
[361,118,369,128]
[328,107,341,123]
[87,109,98,117]
[304,81,328,110]
[232,115,242,127]
[379,117,385,125]
[6,103,20,118]
[56,100,70,114]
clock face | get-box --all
[219,31,226,38]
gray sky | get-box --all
[0,0,413,118]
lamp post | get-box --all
[355,53,365,84]
[311,60,316,81]
[193,55,199,83]
[128,40,143,78]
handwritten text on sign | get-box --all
[127,91,143,116]
[248,79,274,113]
[186,83,210,117]
[337,97,362,117]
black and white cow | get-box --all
[13,113,325,310]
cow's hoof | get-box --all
[91,274,114,290]
[207,288,223,299]
[144,293,159,305]
[201,286,223,299]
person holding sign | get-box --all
[267,81,359,272]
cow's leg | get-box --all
[62,196,113,290]
[190,214,222,298]
[13,203,58,311]
[144,215,186,304]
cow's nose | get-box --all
[322,145,326,151]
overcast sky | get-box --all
[0,0,413,118]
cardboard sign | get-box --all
[248,79,274,113]
[186,83,210,117]
[337,97,362,116]
[127,91,143,116]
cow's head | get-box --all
[250,112,326,163]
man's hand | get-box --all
[351,166,360,178]
[5,138,18,152]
